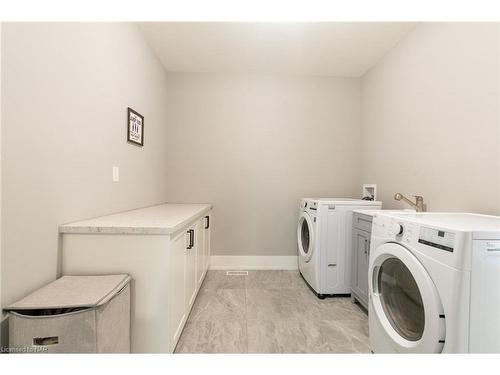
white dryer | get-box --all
[369,212,500,353]
[297,198,382,298]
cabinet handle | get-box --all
[187,229,194,249]
[364,239,368,255]
[205,216,210,229]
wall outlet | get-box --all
[112,166,120,182]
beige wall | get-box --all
[165,73,361,256]
[361,23,500,214]
[1,22,170,327]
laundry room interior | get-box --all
[1,9,500,361]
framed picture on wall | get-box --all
[127,107,144,146]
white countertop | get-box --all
[59,203,212,235]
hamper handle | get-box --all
[33,336,59,346]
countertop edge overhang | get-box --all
[59,203,213,235]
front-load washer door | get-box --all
[369,243,446,353]
[297,212,314,262]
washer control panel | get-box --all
[418,227,455,252]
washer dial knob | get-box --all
[390,223,404,236]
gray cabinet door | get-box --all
[352,228,370,308]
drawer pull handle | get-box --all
[187,229,194,249]
[33,336,59,346]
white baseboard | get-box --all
[210,256,298,270]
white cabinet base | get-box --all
[61,211,211,353]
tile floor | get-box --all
[175,270,371,353]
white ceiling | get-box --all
[138,22,417,77]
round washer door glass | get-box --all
[300,219,310,254]
[297,212,314,262]
[378,257,425,341]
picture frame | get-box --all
[127,107,144,146]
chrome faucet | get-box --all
[394,193,426,212]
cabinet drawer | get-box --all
[353,213,373,232]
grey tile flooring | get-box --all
[246,288,323,321]
[175,320,248,353]
[202,271,246,290]
[188,289,246,323]
[175,270,370,353]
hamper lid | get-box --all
[4,274,131,311]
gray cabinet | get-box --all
[351,212,373,309]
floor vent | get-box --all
[226,271,248,276]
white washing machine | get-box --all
[368,212,500,353]
[297,198,382,298]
